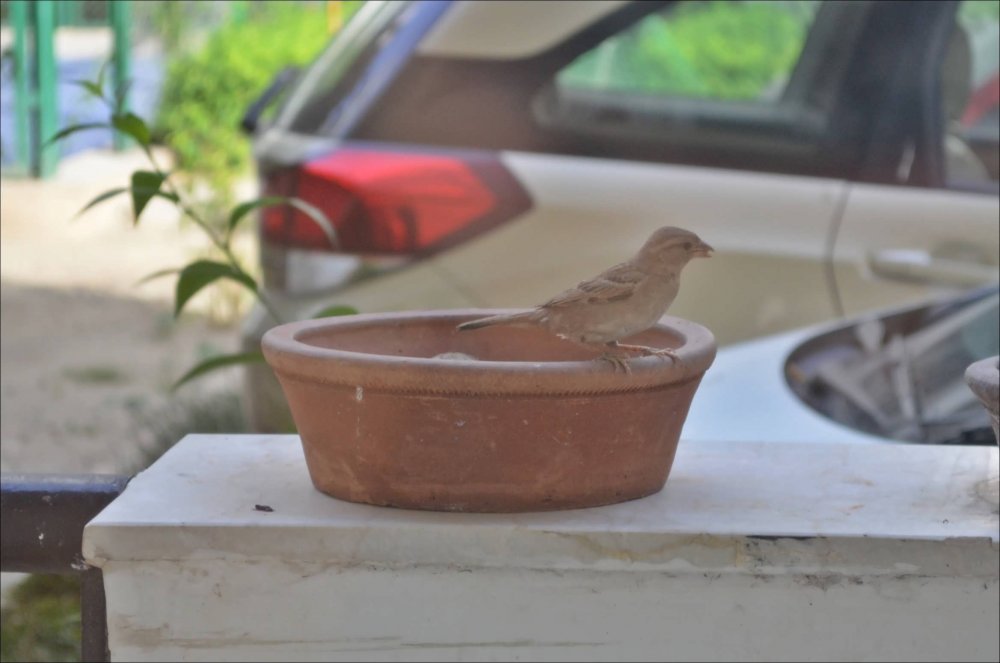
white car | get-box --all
[684,284,999,446]
[240,0,1000,432]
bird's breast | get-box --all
[611,276,675,333]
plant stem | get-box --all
[144,148,285,325]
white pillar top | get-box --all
[83,435,999,576]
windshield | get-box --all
[787,286,1000,445]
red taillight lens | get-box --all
[262,148,532,255]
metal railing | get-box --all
[1,473,130,663]
[1,0,131,178]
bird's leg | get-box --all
[600,352,632,374]
[566,340,636,374]
[610,341,679,363]
[596,342,633,374]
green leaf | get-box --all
[226,196,338,246]
[112,112,151,146]
[288,198,338,248]
[74,187,128,219]
[73,79,105,100]
[134,267,179,287]
[171,351,265,392]
[312,305,358,319]
[175,260,257,318]
[46,122,108,146]
[130,171,167,223]
[227,196,288,238]
[94,59,110,92]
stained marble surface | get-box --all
[84,434,999,575]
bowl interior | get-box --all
[295,315,686,363]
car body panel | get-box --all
[683,328,889,446]
[436,151,848,345]
[835,182,1000,317]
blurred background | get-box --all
[1,1,997,659]
[1,0,357,475]
[1,2,351,659]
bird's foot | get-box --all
[613,342,679,363]
[597,352,633,375]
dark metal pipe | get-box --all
[1,473,129,573]
[1,473,130,663]
[81,567,111,662]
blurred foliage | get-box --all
[0,575,81,663]
[959,0,1000,23]
[154,2,331,196]
[149,1,362,323]
[560,0,819,100]
[51,66,352,389]
[133,1,229,55]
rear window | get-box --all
[530,0,864,178]
[345,0,876,180]
[556,0,822,102]
[274,0,413,136]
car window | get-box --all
[786,286,1000,445]
[532,1,871,179]
[942,0,1000,189]
[556,0,821,103]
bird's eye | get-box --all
[682,242,692,250]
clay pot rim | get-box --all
[262,308,716,395]
[965,355,1000,403]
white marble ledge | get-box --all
[83,435,999,577]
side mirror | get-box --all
[241,66,301,135]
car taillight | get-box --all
[261,147,532,256]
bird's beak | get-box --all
[691,241,714,258]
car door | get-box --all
[833,0,1000,319]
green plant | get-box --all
[50,66,356,391]
[153,1,331,197]
[0,574,81,663]
[132,1,222,56]
[149,2,364,326]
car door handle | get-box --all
[866,249,999,287]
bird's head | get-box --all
[637,226,713,272]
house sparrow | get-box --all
[457,226,713,372]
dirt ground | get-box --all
[1,147,249,475]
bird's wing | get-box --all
[541,262,645,309]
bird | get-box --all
[456,226,713,372]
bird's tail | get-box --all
[457,311,537,331]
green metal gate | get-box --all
[1,0,131,178]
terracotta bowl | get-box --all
[262,309,716,512]
[965,355,999,445]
